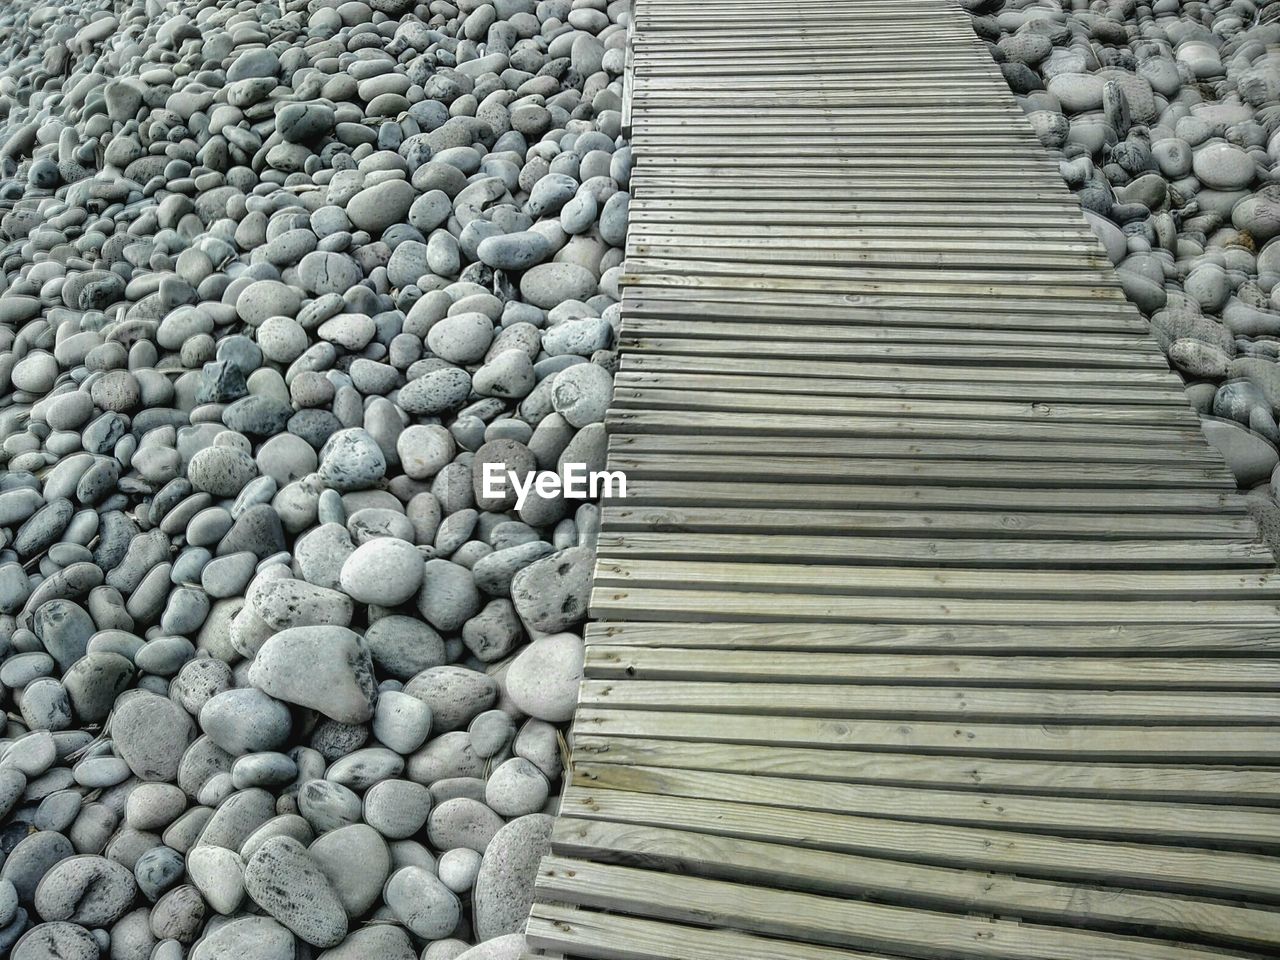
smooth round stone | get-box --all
[415,560,482,633]
[186,844,246,915]
[396,425,454,480]
[363,616,446,680]
[437,848,482,894]
[244,836,347,948]
[1201,416,1279,486]
[199,688,293,755]
[339,538,423,605]
[307,823,390,916]
[427,312,494,364]
[298,779,363,834]
[477,232,552,271]
[2,831,74,902]
[372,690,433,754]
[403,666,497,732]
[13,922,100,960]
[519,263,597,308]
[126,783,188,831]
[398,367,473,415]
[363,779,432,839]
[202,552,258,598]
[426,798,504,854]
[1045,73,1105,112]
[319,429,387,492]
[314,926,415,960]
[258,317,309,363]
[12,352,59,393]
[1234,185,1280,242]
[550,362,612,427]
[383,866,461,940]
[472,814,553,940]
[237,280,302,327]
[113,692,195,781]
[248,626,376,723]
[1193,141,1257,190]
[503,632,584,723]
[191,916,295,960]
[74,756,132,788]
[484,758,549,817]
[34,855,137,926]
[298,252,362,296]
[347,180,415,235]
[469,710,516,758]
[231,752,297,790]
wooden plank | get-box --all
[609,410,1210,446]
[609,432,1225,463]
[572,736,1280,803]
[590,586,1280,626]
[619,338,1166,369]
[595,559,1280,600]
[572,708,1280,761]
[581,621,1280,653]
[618,319,1152,349]
[534,857,1259,960]
[623,291,1138,323]
[627,242,1104,270]
[527,903,896,960]
[600,505,1259,540]
[583,646,1280,690]
[607,392,1202,426]
[578,679,1280,723]
[611,479,1244,514]
[595,532,1267,567]
[556,787,1280,901]
[606,454,1224,490]
[616,352,1175,383]
[551,819,1280,951]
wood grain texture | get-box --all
[526,0,1280,956]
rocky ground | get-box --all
[969,0,1280,545]
[0,0,628,958]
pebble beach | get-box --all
[970,0,1280,545]
[0,0,625,957]
[2,0,1280,958]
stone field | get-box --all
[0,0,626,957]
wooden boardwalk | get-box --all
[525,0,1280,957]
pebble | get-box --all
[472,814,554,940]
[244,837,347,948]
[384,865,462,940]
[339,538,424,606]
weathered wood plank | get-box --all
[595,532,1268,567]
[555,787,1280,900]
[528,0,1280,954]
[583,646,1280,689]
[527,904,894,960]
[551,819,1280,951]
[534,857,1258,960]
[577,679,1280,723]
[589,586,1280,625]
[571,736,1280,803]
[581,621,1280,653]
[572,708,1280,761]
